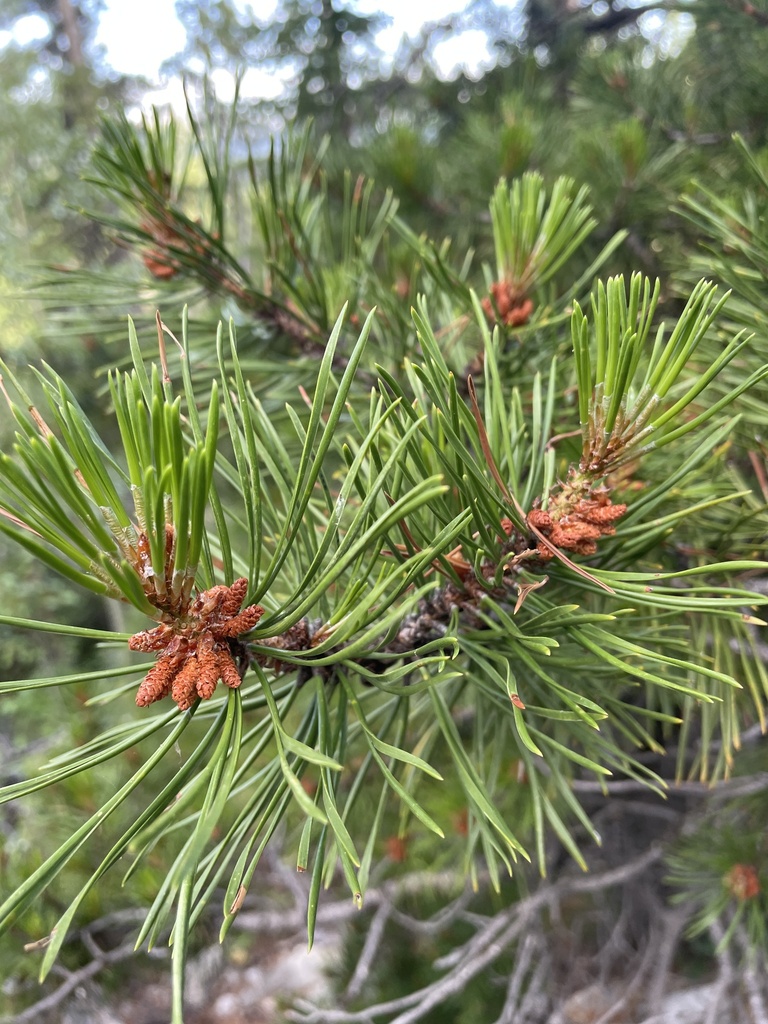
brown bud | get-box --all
[218,650,243,689]
[217,604,264,638]
[196,641,221,701]
[129,622,174,651]
[725,863,761,902]
[171,656,200,711]
[221,577,249,617]
[135,654,181,706]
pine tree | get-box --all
[3,4,768,1022]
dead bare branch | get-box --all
[286,847,663,1024]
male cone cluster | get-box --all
[130,577,263,710]
[528,488,627,559]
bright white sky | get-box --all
[94,0,512,108]
[2,0,510,107]
[91,0,503,78]
[95,0,188,77]
[4,0,686,103]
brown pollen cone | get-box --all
[138,204,217,283]
[528,489,627,561]
[130,577,263,710]
[141,221,182,279]
[481,281,534,327]
[724,863,761,902]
